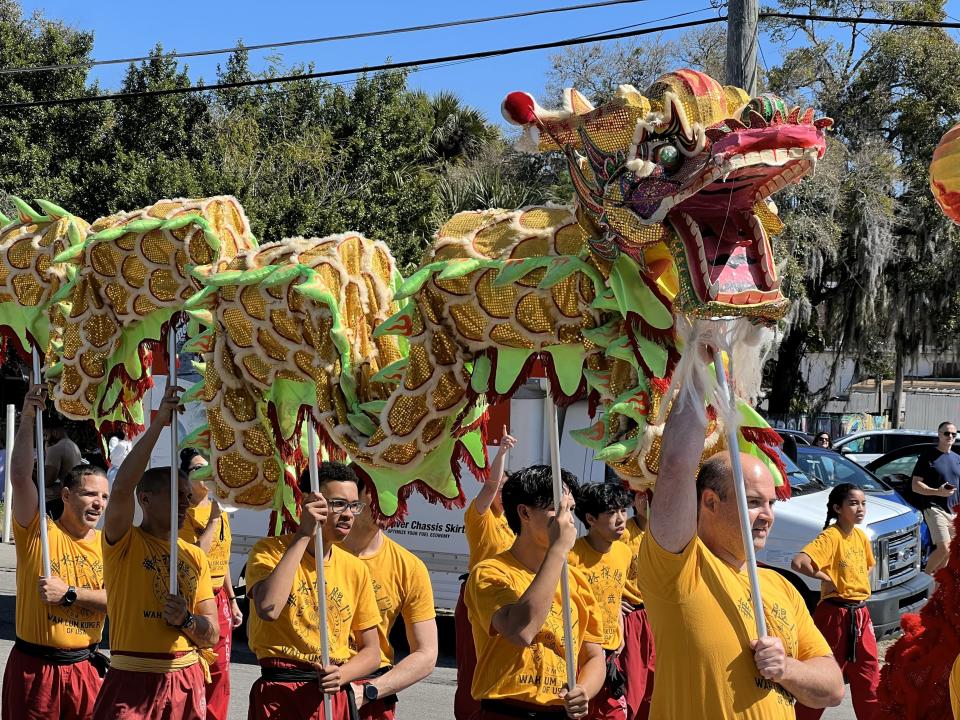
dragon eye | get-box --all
[654,144,682,172]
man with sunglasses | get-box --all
[246,461,381,719]
[912,421,960,575]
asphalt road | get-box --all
[0,542,862,719]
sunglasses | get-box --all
[943,431,958,437]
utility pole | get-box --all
[725,0,759,95]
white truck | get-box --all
[147,374,929,637]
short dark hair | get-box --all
[501,464,579,535]
[63,464,106,492]
[298,461,359,493]
[574,482,633,527]
[179,447,202,476]
[939,421,956,433]
[696,455,730,507]
[136,466,186,496]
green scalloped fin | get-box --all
[607,378,652,428]
[11,197,47,224]
[181,423,211,452]
[371,357,408,384]
[180,382,206,405]
[0,210,10,227]
[354,430,464,518]
[537,256,607,294]
[570,418,611,451]
[373,304,422,339]
[594,433,641,462]
[543,344,585,396]
[494,347,533,395]
[437,257,497,281]
[0,302,44,357]
[591,288,620,312]
[581,319,622,349]
[493,257,551,287]
[608,255,672,330]
[605,337,639,370]
[583,367,613,396]
[470,354,492,393]
[393,262,444,301]
[34,199,70,219]
[261,264,303,288]
[270,378,317,441]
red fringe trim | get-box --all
[359,469,467,529]
[587,389,600,420]
[740,426,790,500]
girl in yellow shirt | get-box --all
[791,483,879,720]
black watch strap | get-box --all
[179,612,196,630]
[363,683,379,702]
[61,587,77,607]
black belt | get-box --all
[358,664,399,705]
[459,573,469,582]
[604,650,626,699]
[824,598,867,662]
[260,665,361,720]
[13,637,110,677]
[479,700,567,718]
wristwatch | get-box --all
[61,586,77,608]
[179,612,196,631]
[363,684,379,703]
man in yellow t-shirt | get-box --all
[247,461,381,720]
[466,464,606,719]
[2,385,110,720]
[92,385,219,720]
[570,482,635,720]
[177,448,242,720]
[342,472,438,720]
[618,489,655,720]
[455,429,517,720]
[638,355,844,720]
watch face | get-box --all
[364,684,378,701]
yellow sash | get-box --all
[109,648,219,682]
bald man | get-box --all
[637,366,843,719]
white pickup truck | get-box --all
[146,376,929,638]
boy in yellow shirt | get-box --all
[465,464,606,719]
[342,472,438,719]
[2,386,110,720]
[247,461,381,720]
[92,385,219,720]
[570,482,635,720]
[455,429,516,720]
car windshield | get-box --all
[773,449,824,497]
[794,448,890,493]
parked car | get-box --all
[866,441,960,484]
[773,428,813,445]
[833,429,940,465]
[757,445,932,635]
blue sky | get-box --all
[18,0,960,126]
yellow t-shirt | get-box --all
[246,537,380,665]
[951,654,960,720]
[104,526,214,654]
[621,517,645,606]
[178,502,232,585]
[465,551,604,706]
[13,512,105,648]
[800,525,875,603]
[637,534,832,720]
[568,537,632,650]
[352,535,436,668]
[465,499,515,571]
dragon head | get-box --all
[503,69,832,324]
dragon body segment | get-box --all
[0,69,831,519]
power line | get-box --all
[0,17,728,111]
[0,0,661,77]
[4,11,960,111]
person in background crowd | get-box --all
[44,413,83,520]
[454,428,517,720]
[178,448,242,720]
[792,484,879,720]
[107,430,133,483]
[465,465,605,720]
[91,384,219,720]
[619,489,655,720]
[814,433,832,450]
[912,420,960,575]
[343,470,438,720]
[2,385,109,720]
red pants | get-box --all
[247,675,350,720]
[455,580,479,720]
[91,660,206,720]
[588,654,627,720]
[619,607,655,720]
[206,585,233,720]
[358,695,397,719]
[795,603,879,720]
[470,702,567,719]
[1,646,102,720]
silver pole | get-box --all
[307,425,333,720]
[713,350,767,637]
[3,403,14,543]
[168,330,179,595]
[545,384,577,693]
[32,350,51,577]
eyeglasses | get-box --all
[942,431,957,437]
[328,499,365,515]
